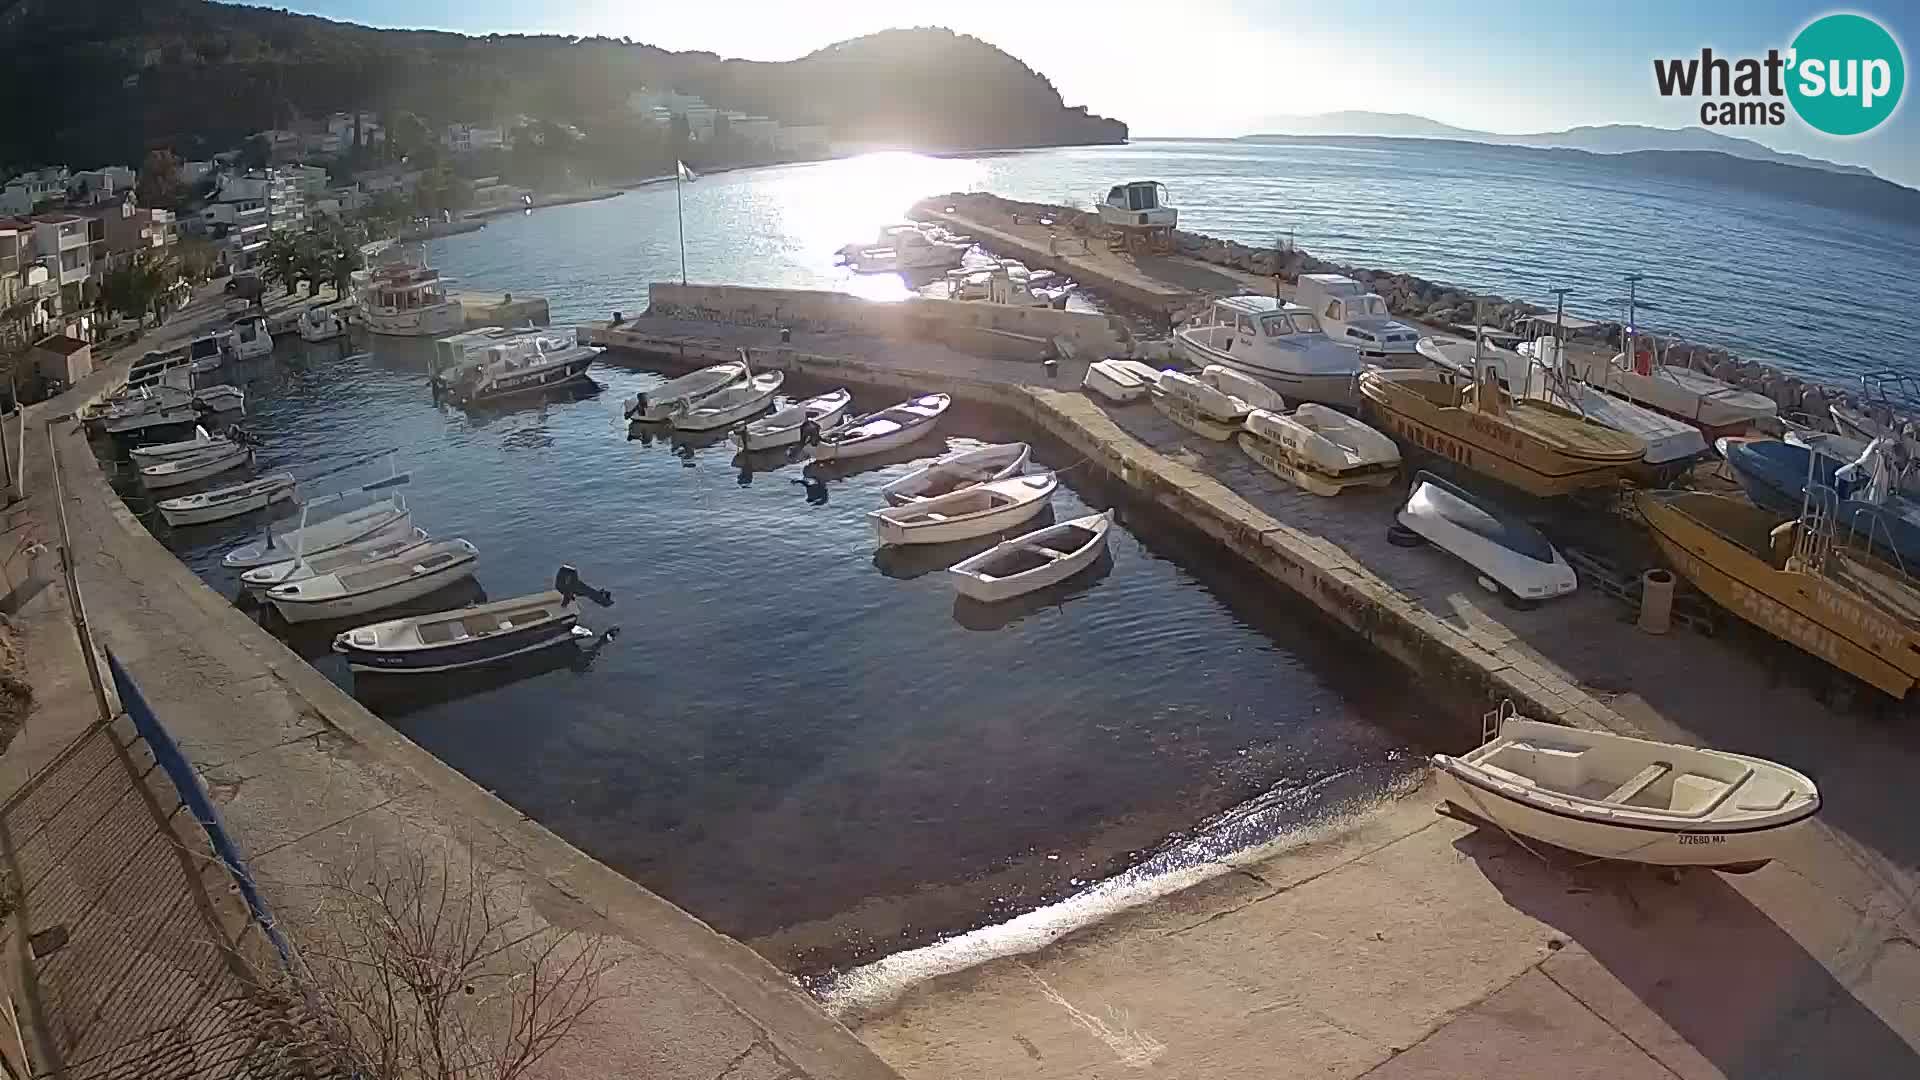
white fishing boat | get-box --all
[222,490,411,569]
[624,359,749,422]
[266,538,479,624]
[186,330,234,373]
[332,567,613,674]
[229,313,273,360]
[870,472,1058,546]
[732,389,853,450]
[1151,369,1250,441]
[1173,296,1361,407]
[128,426,219,464]
[948,510,1113,603]
[1097,181,1177,230]
[241,525,431,594]
[1395,472,1577,605]
[1295,273,1423,363]
[361,249,464,337]
[1198,365,1288,412]
[444,328,601,404]
[842,225,970,273]
[1434,711,1819,872]
[156,472,296,527]
[1238,405,1400,496]
[1082,359,1163,404]
[193,384,247,413]
[810,394,951,462]
[880,442,1031,505]
[670,371,784,432]
[138,444,252,489]
[296,305,346,343]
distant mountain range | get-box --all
[1244,111,1877,179]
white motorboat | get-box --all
[194,384,247,413]
[223,495,411,569]
[1434,712,1819,872]
[229,313,273,360]
[361,248,465,337]
[138,444,252,489]
[107,403,202,437]
[1395,471,1576,605]
[948,510,1113,603]
[1082,359,1163,404]
[296,305,347,343]
[1238,405,1400,496]
[1197,365,1288,413]
[624,359,749,422]
[1565,342,1775,438]
[444,328,601,404]
[810,394,951,462]
[186,330,234,373]
[1173,296,1361,407]
[127,348,191,389]
[670,371,784,432]
[1295,273,1423,364]
[128,426,219,464]
[937,261,1070,309]
[732,389,853,450]
[1096,181,1177,230]
[241,525,431,594]
[870,472,1058,546]
[880,442,1031,505]
[156,472,297,527]
[842,225,970,273]
[1151,369,1250,441]
[267,538,479,624]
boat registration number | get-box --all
[1676,833,1726,846]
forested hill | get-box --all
[0,1,1127,169]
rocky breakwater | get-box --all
[925,191,1883,436]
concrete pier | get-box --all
[457,289,550,328]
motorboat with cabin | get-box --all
[228,312,273,360]
[332,566,613,675]
[733,389,853,451]
[948,510,1114,603]
[1097,181,1177,230]
[296,304,347,343]
[1239,405,1401,496]
[1395,471,1577,605]
[880,442,1031,505]
[1082,359,1164,404]
[1434,706,1819,871]
[186,329,235,373]
[1295,274,1422,364]
[361,248,464,337]
[1174,296,1362,407]
[869,472,1058,546]
[442,328,601,405]
[809,394,951,461]
[840,225,970,274]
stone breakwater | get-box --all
[927,192,1888,435]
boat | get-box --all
[1238,405,1400,496]
[1150,370,1250,441]
[156,472,297,527]
[1359,365,1645,497]
[296,305,347,343]
[881,442,1032,505]
[1295,274,1423,364]
[106,402,202,438]
[870,473,1058,546]
[948,510,1114,603]
[228,313,273,360]
[1173,296,1361,406]
[937,261,1071,308]
[1197,365,1288,413]
[332,566,612,674]
[670,371,784,432]
[1096,181,1177,230]
[266,538,480,624]
[841,225,970,273]
[1636,487,1920,698]
[443,328,601,404]
[129,426,221,464]
[809,394,951,462]
[1559,284,1775,437]
[623,359,749,422]
[1082,359,1163,404]
[242,525,432,594]
[138,444,253,490]
[1433,708,1819,871]
[1721,438,1920,568]
[360,248,465,337]
[193,385,247,413]
[186,330,234,373]
[127,348,191,389]
[732,389,853,450]
[223,493,411,569]
[1396,471,1577,605]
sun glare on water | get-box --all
[777,150,985,299]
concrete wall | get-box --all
[645,283,1133,360]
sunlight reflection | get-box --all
[778,151,985,299]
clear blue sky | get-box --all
[248,1,1919,185]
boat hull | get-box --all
[339,618,585,674]
[882,443,1031,505]
[873,496,1051,545]
[159,481,295,527]
[141,448,252,489]
[223,505,411,569]
[1173,332,1358,407]
[733,394,852,450]
[1236,430,1395,496]
[456,355,596,404]
[269,556,477,624]
[365,302,465,338]
[1151,392,1240,441]
[811,418,939,461]
[948,512,1111,602]
[1360,377,1640,498]
[1082,361,1152,403]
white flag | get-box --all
[676,160,696,183]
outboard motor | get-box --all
[628,392,648,421]
[799,417,822,446]
[554,565,613,607]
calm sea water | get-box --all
[431,139,1920,389]
[113,340,1429,973]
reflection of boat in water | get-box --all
[1637,487,1920,698]
[352,635,612,718]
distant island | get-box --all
[1244,111,1877,179]
[0,2,1126,171]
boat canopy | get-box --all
[1210,296,1324,336]
[1105,181,1169,210]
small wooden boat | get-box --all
[193,384,247,414]
[1398,472,1576,605]
[670,371,784,431]
[1435,711,1819,871]
[733,389,852,450]
[880,442,1031,505]
[1150,370,1249,441]
[1636,488,1920,698]
[1082,359,1163,404]
[811,394,950,462]
[624,360,749,422]
[139,444,252,489]
[870,473,1057,546]
[267,538,479,624]
[1238,405,1400,496]
[240,525,430,594]
[948,510,1113,602]
[1359,366,1644,497]
[334,592,589,673]
[130,426,221,464]
[157,472,296,527]
[223,496,411,569]
[1197,365,1288,413]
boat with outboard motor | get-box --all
[670,371,783,431]
[732,389,853,451]
[624,357,749,422]
[333,565,614,674]
[880,442,1031,505]
[810,394,950,461]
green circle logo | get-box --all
[1788,13,1905,135]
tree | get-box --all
[100,255,168,325]
[260,232,305,296]
[176,237,220,284]
[136,149,187,211]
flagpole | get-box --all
[676,163,688,286]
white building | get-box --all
[2,168,71,215]
[443,124,506,154]
[69,166,136,205]
[30,214,93,293]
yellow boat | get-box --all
[1359,365,1645,497]
[1635,489,1920,699]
